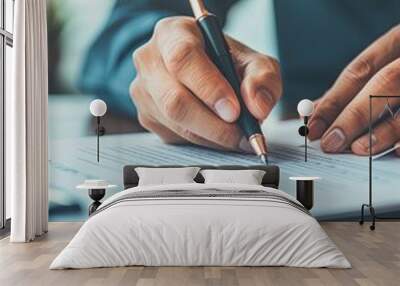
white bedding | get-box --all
[50,183,350,269]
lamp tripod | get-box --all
[359,95,400,231]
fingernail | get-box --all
[356,134,377,151]
[308,119,327,140]
[321,128,347,152]
[215,98,237,122]
[255,89,274,114]
[239,136,253,153]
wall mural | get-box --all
[47,0,400,221]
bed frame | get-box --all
[123,165,280,189]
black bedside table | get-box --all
[87,189,106,215]
[76,180,117,215]
[289,177,321,210]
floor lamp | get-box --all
[359,95,400,231]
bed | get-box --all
[50,165,350,269]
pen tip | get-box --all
[260,154,268,165]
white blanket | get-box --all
[50,183,350,269]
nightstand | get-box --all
[76,180,117,215]
[289,177,321,210]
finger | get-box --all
[155,17,240,123]
[139,113,228,150]
[130,77,186,143]
[132,80,232,150]
[139,54,244,151]
[163,118,246,151]
[138,113,186,144]
[226,37,282,121]
[320,58,400,153]
[149,80,243,151]
[129,76,160,118]
[309,25,400,140]
[313,98,322,110]
[351,115,400,155]
[235,54,282,120]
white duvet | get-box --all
[50,183,350,269]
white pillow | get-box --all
[135,167,200,186]
[200,169,266,185]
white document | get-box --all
[49,120,400,219]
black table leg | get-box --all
[360,204,376,230]
[296,180,314,210]
[88,189,105,215]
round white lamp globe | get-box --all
[297,99,314,117]
[90,99,107,117]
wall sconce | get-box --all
[297,99,314,162]
[89,99,107,162]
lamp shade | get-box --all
[89,99,107,117]
[297,99,314,117]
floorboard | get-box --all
[0,222,398,286]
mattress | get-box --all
[50,183,350,269]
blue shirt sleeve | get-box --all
[78,0,237,118]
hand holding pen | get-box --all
[189,0,272,163]
[130,7,282,159]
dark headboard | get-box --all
[123,165,280,189]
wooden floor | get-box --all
[0,222,399,286]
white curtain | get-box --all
[8,0,48,242]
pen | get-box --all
[189,0,269,165]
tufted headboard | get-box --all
[123,165,280,189]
